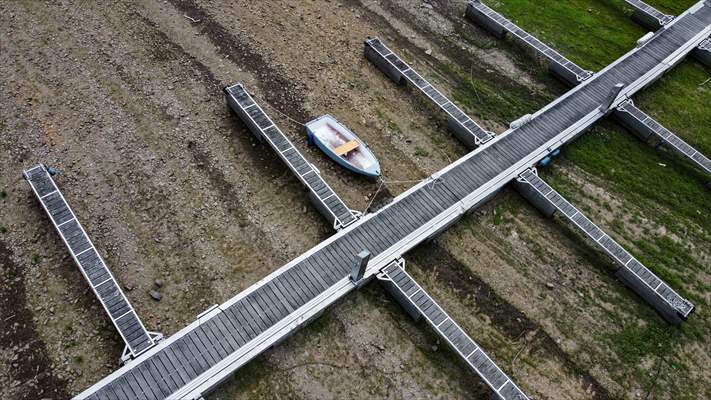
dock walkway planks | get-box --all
[75,2,711,399]
[379,261,529,400]
[615,99,711,175]
[623,0,711,67]
[625,0,675,30]
[466,0,594,86]
[364,37,493,148]
[469,0,711,178]
[516,169,694,324]
[23,165,157,359]
[225,84,359,230]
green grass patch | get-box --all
[414,147,430,157]
[444,62,550,124]
[373,102,402,135]
[600,319,708,398]
[474,2,711,395]
[559,125,711,230]
[635,61,711,156]
[490,0,697,70]
[492,197,519,226]
[606,319,678,367]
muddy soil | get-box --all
[1,1,708,399]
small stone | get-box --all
[545,282,554,290]
[149,290,162,301]
[431,345,438,352]
[154,279,163,288]
[124,283,134,292]
[425,48,432,56]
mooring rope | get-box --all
[362,176,434,214]
[260,97,307,127]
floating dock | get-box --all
[624,0,711,67]
[466,0,594,86]
[23,165,160,361]
[225,84,359,231]
[364,37,493,148]
[625,0,675,30]
[378,261,529,400]
[468,0,711,177]
[615,99,711,175]
[515,169,694,324]
[72,2,711,398]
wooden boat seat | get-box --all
[334,140,360,156]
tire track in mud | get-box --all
[350,0,552,125]
[168,0,311,123]
[103,11,292,270]
[133,9,332,251]
[133,12,272,228]
[0,241,69,400]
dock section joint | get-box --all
[614,99,711,175]
[625,0,675,31]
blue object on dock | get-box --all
[305,115,381,177]
[538,156,552,167]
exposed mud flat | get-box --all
[1,1,708,399]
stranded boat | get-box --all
[305,115,381,177]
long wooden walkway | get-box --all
[468,0,711,177]
[74,2,711,399]
[24,165,159,361]
[379,261,529,400]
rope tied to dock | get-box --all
[363,175,441,214]
[259,97,307,127]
